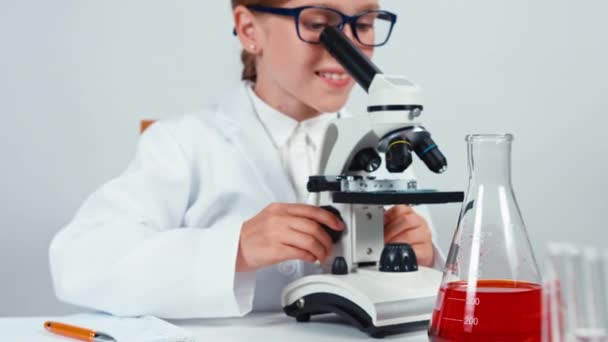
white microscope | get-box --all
[281,27,464,338]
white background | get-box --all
[0,0,606,316]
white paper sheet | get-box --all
[0,313,195,342]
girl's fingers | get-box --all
[384,205,414,225]
[287,216,333,257]
[384,214,426,243]
[386,226,432,245]
[280,246,317,264]
[280,228,328,263]
[283,204,345,232]
[410,242,435,267]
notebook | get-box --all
[0,313,195,342]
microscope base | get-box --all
[281,267,442,338]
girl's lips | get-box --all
[315,71,352,89]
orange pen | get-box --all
[44,321,116,342]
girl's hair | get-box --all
[231,0,282,82]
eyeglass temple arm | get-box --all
[319,26,382,92]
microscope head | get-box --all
[319,27,447,176]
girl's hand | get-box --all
[383,205,435,267]
[236,203,345,272]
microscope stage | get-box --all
[332,190,464,205]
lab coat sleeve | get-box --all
[49,122,256,319]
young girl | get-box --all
[49,0,441,318]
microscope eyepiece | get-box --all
[385,138,413,173]
[319,26,381,92]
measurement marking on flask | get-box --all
[442,318,463,322]
[447,297,465,301]
[464,317,479,326]
[467,297,480,305]
[446,297,480,305]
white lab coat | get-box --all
[49,82,443,319]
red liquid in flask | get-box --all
[428,280,542,342]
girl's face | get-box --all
[247,0,380,119]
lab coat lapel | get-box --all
[214,83,296,203]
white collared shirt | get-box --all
[247,86,339,203]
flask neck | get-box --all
[467,135,512,184]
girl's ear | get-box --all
[233,5,259,54]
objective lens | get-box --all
[349,148,382,173]
[385,138,413,173]
[410,132,447,174]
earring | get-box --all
[249,44,256,52]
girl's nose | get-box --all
[341,24,357,43]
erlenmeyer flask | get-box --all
[429,134,542,342]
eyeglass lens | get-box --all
[298,8,392,46]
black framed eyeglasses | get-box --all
[242,5,397,47]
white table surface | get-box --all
[173,312,430,341]
[0,312,429,341]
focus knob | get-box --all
[379,243,419,272]
[319,206,344,244]
[331,257,348,275]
